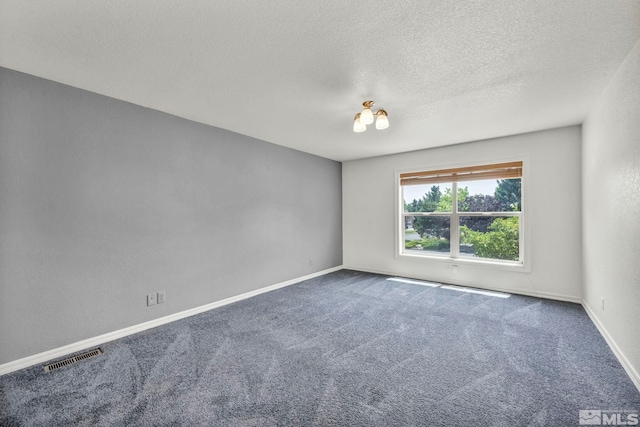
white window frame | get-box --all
[396,160,529,272]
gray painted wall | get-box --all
[0,67,342,365]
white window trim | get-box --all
[395,158,530,273]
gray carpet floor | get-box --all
[1,270,639,426]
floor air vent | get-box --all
[43,348,103,372]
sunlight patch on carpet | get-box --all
[440,285,510,298]
[387,277,440,287]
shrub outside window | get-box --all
[400,162,523,265]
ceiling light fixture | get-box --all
[353,100,389,132]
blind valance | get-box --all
[400,161,522,186]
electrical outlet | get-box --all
[452,265,459,274]
[601,297,605,311]
[157,291,166,304]
[309,259,313,266]
[147,293,156,306]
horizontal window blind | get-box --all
[400,161,522,186]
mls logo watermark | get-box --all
[579,410,639,425]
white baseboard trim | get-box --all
[0,266,343,376]
[343,266,582,303]
[582,300,640,393]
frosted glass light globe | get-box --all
[375,113,389,130]
[360,107,374,125]
[353,115,366,132]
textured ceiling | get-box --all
[1,1,639,161]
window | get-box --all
[399,161,523,265]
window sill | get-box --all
[397,251,529,273]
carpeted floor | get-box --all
[1,270,639,426]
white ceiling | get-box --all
[1,1,639,161]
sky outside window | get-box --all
[403,180,498,206]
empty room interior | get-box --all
[1,1,639,425]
